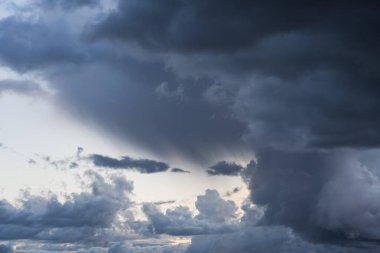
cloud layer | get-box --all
[0,0,380,252]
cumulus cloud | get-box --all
[195,189,237,223]
[143,189,238,236]
[0,171,134,242]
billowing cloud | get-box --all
[143,189,238,236]
[84,0,380,246]
[0,171,134,243]
[87,0,380,151]
[243,149,380,242]
[195,189,237,223]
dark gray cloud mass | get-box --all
[0,2,245,164]
[48,62,245,164]
[243,149,380,243]
[0,17,86,72]
[207,161,243,176]
[90,154,170,173]
[87,0,380,151]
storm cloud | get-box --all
[84,0,380,245]
[86,0,380,152]
[242,149,380,242]
[0,0,380,251]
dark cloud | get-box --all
[0,245,13,253]
[243,149,380,242]
[0,17,86,72]
[49,62,246,164]
[90,154,170,173]
[1,0,378,156]
[207,161,243,176]
[88,0,323,53]
[171,168,190,173]
[85,0,380,245]
[87,0,380,151]
[0,2,247,164]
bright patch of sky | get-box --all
[0,66,248,209]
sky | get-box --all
[0,0,380,252]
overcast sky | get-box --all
[0,0,380,252]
